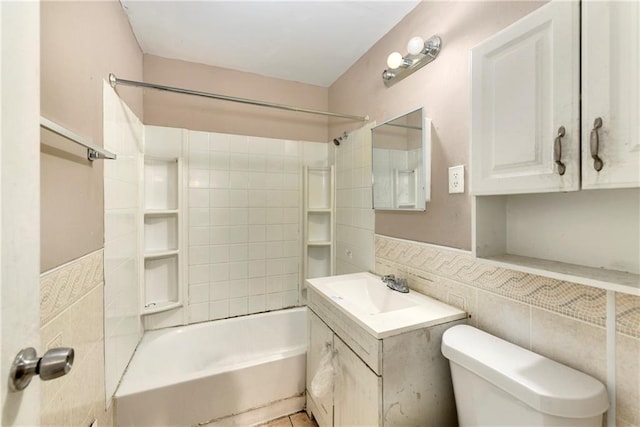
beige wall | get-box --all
[41,0,143,271]
[143,54,330,143]
[329,1,545,250]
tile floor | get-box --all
[260,411,318,427]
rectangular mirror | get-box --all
[371,107,430,210]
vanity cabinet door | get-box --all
[581,1,640,189]
[470,0,580,195]
[307,311,334,427]
[333,337,381,427]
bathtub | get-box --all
[115,307,307,426]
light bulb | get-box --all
[407,36,425,55]
[386,52,404,70]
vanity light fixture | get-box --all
[382,35,442,87]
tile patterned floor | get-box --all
[260,411,318,427]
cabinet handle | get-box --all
[554,126,566,176]
[590,117,604,172]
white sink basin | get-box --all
[306,272,467,339]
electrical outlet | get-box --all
[448,165,465,194]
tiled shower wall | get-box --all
[333,124,375,274]
[187,131,328,323]
[103,83,143,402]
[375,234,640,427]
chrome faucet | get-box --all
[381,274,409,293]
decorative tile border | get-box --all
[375,235,637,334]
[40,249,104,326]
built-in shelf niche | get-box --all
[474,188,640,295]
[304,166,334,280]
[142,154,184,314]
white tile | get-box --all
[190,208,210,228]
[249,172,268,189]
[283,224,298,241]
[210,263,229,282]
[189,303,209,323]
[282,274,298,291]
[229,244,249,261]
[229,171,249,188]
[210,208,230,226]
[189,169,210,188]
[210,281,229,301]
[229,152,249,170]
[210,189,230,207]
[248,136,269,154]
[267,173,285,189]
[228,135,249,153]
[229,279,248,298]
[229,190,249,207]
[282,156,300,173]
[228,208,249,225]
[248,277,266,295]
[266,225,283,241]
[189,189,209,208]
[282,290,298,307]
[266,241,284,259]
[248,225,266,242]
[267,190,284,207]
[189,130,209,152]
[228,226,248,243]
[248,191,268,208]
[189,150,210,169]
[248,295,266,314]
[189,283,209,303]
[210,226,230,245]
[248,243,266,260]
[266,276,283,293]
[210,133,230,152]
[248,260,266,278]
[210,170,230,188]
[266,293,284,310]
[282,190,299,207]
[267,156,284,172]
[266,259,284,276]
[283,240,299,257]
[283,258,299,275]
[266,138,284,155]
[209,300,229,320]
[210,151,230,170]
[189,265,209,284]
[210,245,230,264]
[248,208,267,224]
[249,154,267,171]
[190,227,210,246]
[282,208,299,224]
[189,246,210,265]
[229,261,248,279]
[229,297,249,317]
[282,173,299,189]
[283,140,300,156]
[266,208,284,224]
[303,141,329,166]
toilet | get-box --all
[441,325,609,427]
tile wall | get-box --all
[40,250,113,426]
[333,124,375,274]
[103,82,143,401]
[187,130,329,323]
[375,234,640,427]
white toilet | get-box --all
[441,325,609,427]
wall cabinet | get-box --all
[306,299,463,427]
[470,0,640,295]
[470,0,639,195]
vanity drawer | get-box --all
[308,288,382,375]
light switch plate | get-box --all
[448,165,465,194]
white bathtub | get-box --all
[115,307,307,426]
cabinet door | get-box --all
[582,1,640,189]
[307,311,334,427]
[333,337,381,427]
[470,0,580,195]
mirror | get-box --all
[371,107,430,210]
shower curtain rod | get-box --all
[109,74,369,122]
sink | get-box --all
[306,272,467,339]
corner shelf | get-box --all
[304,166,335,280]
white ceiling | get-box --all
[120,1,420,87]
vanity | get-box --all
[305,272,467,427]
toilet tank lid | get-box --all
[441,325,609,419]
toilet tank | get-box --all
[441,325,609,427]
